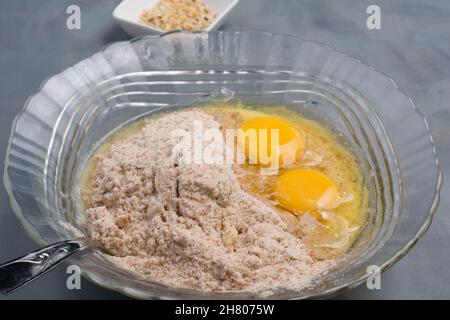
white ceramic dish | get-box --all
[113,0,239,37]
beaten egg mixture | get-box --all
[204,102,368,259]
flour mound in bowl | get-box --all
[83,110,332,293]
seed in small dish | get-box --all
[140,0,216,31]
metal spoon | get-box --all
[0,238,92,295]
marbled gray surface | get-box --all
[0,0,449,299]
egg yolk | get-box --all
[239,117,305,166]
[274,168,340,213]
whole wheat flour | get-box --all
[83,110,332,293]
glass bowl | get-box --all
[4,31,442,299]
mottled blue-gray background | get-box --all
[0,0,449,299]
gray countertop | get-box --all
[0,0,449,299]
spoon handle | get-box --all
[0,239,90,295]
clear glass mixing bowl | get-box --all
[4,31,442,299]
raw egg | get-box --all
[239,117,305,167]
[274,168,341,213]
